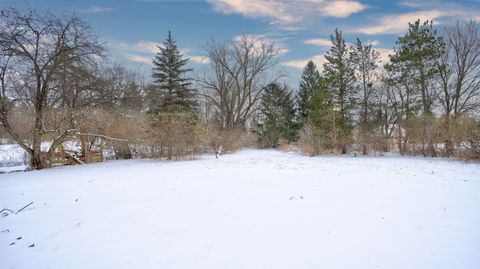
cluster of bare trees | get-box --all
[198,35,281,130]
[380,20,480,158]
[193,35,283,152]
[438,21,480,157]
[0,8,147,168]
[0,8,104,168]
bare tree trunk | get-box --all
[424,113,437,157]
[31,111,45,169]
[444,114,454,156]
[397,126,404,156]
[167,144,173,160]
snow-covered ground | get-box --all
[0,143,27,169]
[0,141,113,173]
[1,149,479,269]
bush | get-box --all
[78,109,146,160]
[206,126,254,154]
[459,118,480,161]
[145,112,206,160]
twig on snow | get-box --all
[16,202,34,214]
[0,208,14,217]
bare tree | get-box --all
[374,81,398,152]
[198,35,281,130]
[438,20,480,155]
[350,38,381,155]
[383,62,422,156]
[0,8,103,169]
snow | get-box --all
[0,141,111,173]
[0,143,27,168]
[0,141,80,170]
[1,149,479,269]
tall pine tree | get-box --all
[386,20,443,156]
[151,31,198,113]
[323,28,356,153]
[297,60,321,126]
[308,75,335,152]
[255,83,297,148]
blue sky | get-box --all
[2,0,480,86]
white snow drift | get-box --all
[1,149,479,269]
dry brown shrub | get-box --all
[298,124,322,156]
[144,112,206,160]
[206,126,255,154]
[76,109,146,159]
[276,138,298,152]
[455,116,480,161]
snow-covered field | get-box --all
[1,149,479,269]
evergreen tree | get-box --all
[386,20,443,156]
[151,31,198,113]
[308,75,335,151]
[297,61,321,125]
[323,28,356,153]
[255,83,297,148]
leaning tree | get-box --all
[0,8,103,169]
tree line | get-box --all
[1,7,479,169]
[255,21,480,160]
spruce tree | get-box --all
[308,75,335,150]
[297,61,321,126]
[151,31,198,113]
[323,28,356,153]
[255,83,297,148]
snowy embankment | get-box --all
[0,143,27,171]
[0,141,107,173]
[0,149,479,269]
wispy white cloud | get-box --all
[321,0,367,18]
[79,6,114,14]
[282,54,327,71]
[233,34,289,55]
[303,38,331,47]
[304,37,354,48]
[370,40,380,46]
[208,0,366,26]
[356,10,446,35]
[180,48,210,64]
[189,55,210,64]
[109,40,160,54]
[209,0,296,24]
[282,59,309,69]
[396,0,425,8]
[133,41,160,54]
[127,55,152,65]
[354,7,480,35]
[109,39,208,65]
[282,46,393,71]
